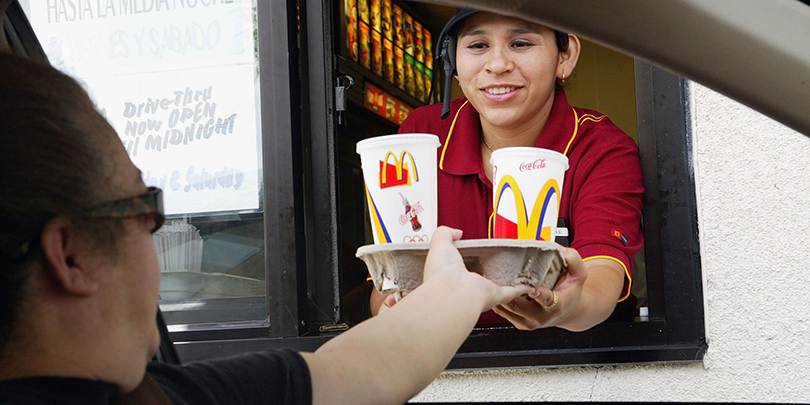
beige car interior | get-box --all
[425,0,810,139]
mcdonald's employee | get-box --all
[370,9,643,332]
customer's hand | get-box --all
[420,227,534,314]
[378,227,534,316]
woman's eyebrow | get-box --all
[461,28,487,37]
[461,26,542,38]
[508,26,541,35]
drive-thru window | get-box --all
[14,0,705,367]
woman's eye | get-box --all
[511,41,534,49]
[467,42,488,50]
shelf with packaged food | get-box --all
[339,0,436,107]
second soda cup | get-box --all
[491,147,569,241]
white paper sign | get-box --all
[28,0,261,216]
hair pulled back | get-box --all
[0,53,117,355]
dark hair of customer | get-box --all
[0,52,122,359]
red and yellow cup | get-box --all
[490,147,569,241]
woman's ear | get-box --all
[558,34,581,81]
[39,217,100,296]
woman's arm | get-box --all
[302,227,533,405]
[492,253,624,332]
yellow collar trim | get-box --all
[563,107,579,156]
[439,99,470,171]
[563,109,607,156]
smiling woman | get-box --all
[370,8,644,332]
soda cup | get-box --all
[356,133,440,244]
[490,147,569,241]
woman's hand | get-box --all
[377,227,533,316]
[377,293,397,315]
[422,227,534,313]
[492,247,625,332]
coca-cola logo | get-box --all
[399,201,424,225]
[519,159,546,172]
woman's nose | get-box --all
[485,45,515,74]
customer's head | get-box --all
[0,52,163,371]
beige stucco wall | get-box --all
[411,83,810,402]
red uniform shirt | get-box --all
[399,90,644,327]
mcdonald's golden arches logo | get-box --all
[379,150,419,189]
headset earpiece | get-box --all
[440,36,454,119]
[436,8,480,119]
[440,36,453,70]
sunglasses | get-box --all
[83,186,166,233]
[2,187,165,263]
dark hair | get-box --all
[553,30,570,54]
[0,52,119,355]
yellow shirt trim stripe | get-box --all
[563,109,608,156]
[563,107,579,156]
[439,99,470,170]
[582,255,633,302]
[579,113,607,124]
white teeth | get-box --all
[486,87,516,95]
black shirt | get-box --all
[0,349,312,405]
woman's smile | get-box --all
[482,85,521,101]
[484,86,519,95]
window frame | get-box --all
[3,0,45,59]
[9,0,706,367]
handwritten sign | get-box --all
[28,0,260,216]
